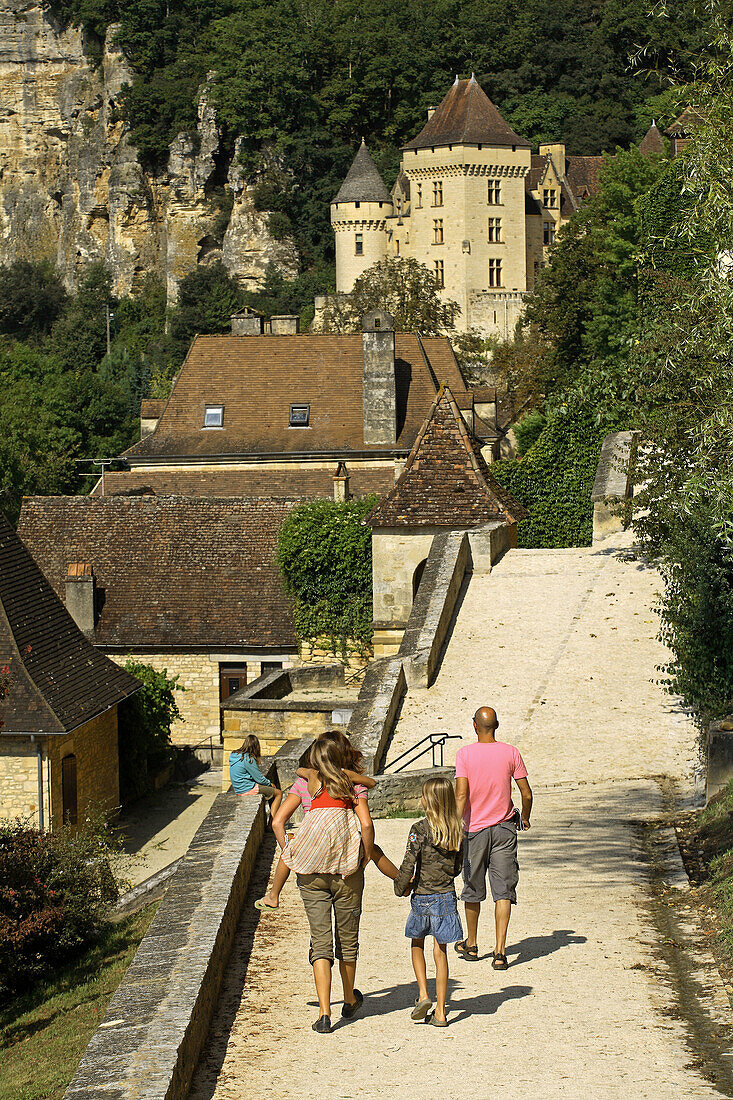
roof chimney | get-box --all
[65,563,95,638]
[231,308,264,335]
[333,461,351,502]
[362,311,396,446]
[270,314,300,335]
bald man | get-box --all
[454,707,532,969]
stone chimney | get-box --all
[333,462,351,502]
[231,309,264,335]
[362,310,396,446]
[538,142,566,175]
[65,563,95,638]
[270,314,300,335]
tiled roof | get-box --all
[333,141,392,204]
[0,513,139,734]
[404,76,530,151]
[564,156,605,202]
[666,108,703,137]
[123,333,467,461]
[18,497,298,650]
[639,122,666,156]
[96,465,394,499]
[367,387,527,528]
[140,399,167,419]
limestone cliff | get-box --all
[0,0,299,297]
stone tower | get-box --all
[398,75,532,335]
[331,139,392,292]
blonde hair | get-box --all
[309,738,355,802]
[423,777,463,852]
[237,735,261,764]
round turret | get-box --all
[331,139,393,292]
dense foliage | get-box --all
[118,662,182,801]
[0,814,126,995]
[277,497,377,653]
[45,0,704,279]
[319,257,459,335]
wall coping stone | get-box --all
[64,772,274,1100]
[223,697,353,714]
[591,431,639,502]
[348,656,407,773]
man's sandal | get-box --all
[455,939,479,961]
[492,951,509,970]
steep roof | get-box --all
[404,76,530,151]
[333,140,391,204]
[123,333,468,461]
[0,513,138,734]
[367,386,527,528]
[564,155,605,202]
[18,497,298,650]
[666,108,703,137]
[639,122,666,156]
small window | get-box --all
[434,260,444,288]
[354,201,360,209]
[543,188,557,209]
[204,405,223,428]
[543,221,555,246]
[488,259,503,287]
[488,217,502,243]
[488,179,501,204]
[290,403,310,427]
[416,183,423,208]
[432,180,443,206]
[355,232,363,255]
[433,219,444,244]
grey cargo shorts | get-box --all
[461,821,519,904]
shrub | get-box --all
[277,497,377,653]
[0,813,126,995]
[513,408,547,456]
[118,663,182,801]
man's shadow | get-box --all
[506,929,586,965]
[318,979,533,1029]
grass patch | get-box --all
[679,780,733,958]
[0,904,157,1100]
[376,806,420,819]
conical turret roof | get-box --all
[639,121,665,156]
[333,140,391,204]
[404,75,530,151]
[366,386,527,528]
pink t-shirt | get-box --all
[455,741,528,832]
[289,776,367,813]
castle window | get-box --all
[432,180,443,206]
[355,233,363,255]
[354,201,360,208]
[203,405,224,428]
[488,259,503,287]
[543,221,555,246]
[289,404,310,427]
[433,219,444,244]
[543,188,557,208]
[416,183,423,208]
[488,217,502,242]
[395,239,400,256]
[434,260,444,288]
[487,179,501,204]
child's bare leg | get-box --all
[411,937,429,1003]
[261,856,291,907]
[372,843,399,879]
[433,940,449,1022]
[269,790,283,817]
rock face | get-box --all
[0,0,299,298]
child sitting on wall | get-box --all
[229,734,283,818]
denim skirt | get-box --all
[405,891,463,944]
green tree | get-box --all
[319,257,459,335]
[0,261,67,339]
[168,261,243,355]
[118,662,182,801]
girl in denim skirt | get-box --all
[393,777,464,1026]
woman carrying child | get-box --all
[393,777,465,1027]
[277,736,374,1034]
[228,735,282,817]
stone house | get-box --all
[97,310,502,498]
[17,496,298,748]
[367,385,526,654]
[0,513,139,830]
[328,75,609,339]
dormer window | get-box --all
[203,405,223,428]
[290,404,310,427]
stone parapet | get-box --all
[707,717,733,802]
[591,431,639,544]
[63,776,274,1100]
[348,657,407,773]
[369,767,455,816]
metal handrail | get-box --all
[384,733,462,773]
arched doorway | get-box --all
[61,754,77,825]
[412,558,428,600]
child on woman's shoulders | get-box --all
[393,777,465,1027]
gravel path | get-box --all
[188,536,728,1100]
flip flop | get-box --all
[492,951,509,970]
[411,997,433,1021]
[455,939,479,961]
[254,898,278,911]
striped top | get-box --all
[280,789,362,877]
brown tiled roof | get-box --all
[18,497,298,650]
[367,387,527,528]
[666,108,703,137]
[333,140,391,204]
[639,122,666,156]
[564,156,605,202]
[404,76,530,151]
[96,465,394,499]
[124,334,467,461]
[140,399,166,419]
[0,513,139,734]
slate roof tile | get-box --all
[404,76,530,151]
[333,140,391,204]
